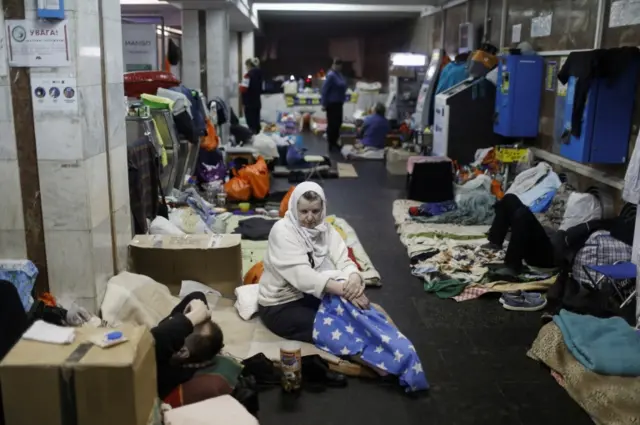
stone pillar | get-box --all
[1,0,129,312]
[0,62,26,259]
[206,9,230,143]
[181,10,201,90]
[205,9,230,102]
[241,31,255,65]
[229,31,240,114]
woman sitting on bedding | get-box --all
[258,182,428,392]
[258,181,369,342]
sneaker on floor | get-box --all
[499,291,543,305]
[480,242,502,251]
[501,292,547,312]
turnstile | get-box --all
[432,77,500,164]
[414,49,446,129]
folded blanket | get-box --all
[164,356,244,408]
[528,323,640,425]
[313,294,428,392]
[553,310,640,377]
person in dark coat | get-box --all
[150,292,224,399]
[240,58,263,135]
[322,58,348,152]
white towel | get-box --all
[22,320,75,345]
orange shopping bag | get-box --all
[224,176,251,201]
[238,156,270,199]
[279,186,295,217]
[200,119,219,151]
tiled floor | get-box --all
[258,136,594,425]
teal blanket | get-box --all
[553,310,640,377]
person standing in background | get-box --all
[322,58,347,152]
[240,58,263,134]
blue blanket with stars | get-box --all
[312,295,428,392]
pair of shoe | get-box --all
[302,355,348,392]
[499,291,547,312]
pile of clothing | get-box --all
[528,311,640,423]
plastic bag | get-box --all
[150,216,186,235]
[200,119,219,151]
[279,186,295,217]
[253,132,279,158]
[559,192,603,231]
[224,176,251,201]
[243,262,264,285]
[238,157,270,200]
[169,208,211,234]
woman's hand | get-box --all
[343,273,364,301]
[325,279,344,296]
[351,294,370,310]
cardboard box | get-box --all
[0,325,157,425]
[129,234,243,298]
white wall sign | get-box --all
[511,24,522,44]
[122,24,158,72]
[5,19,70,67]
[531,14,553,38]
[30,75,78,112]
[609,0,640,28]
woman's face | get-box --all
[297,197,323,229]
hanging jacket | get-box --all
[436,61,468,94]
[171,86,207,136]
[557,47,640,138]
[209,97,229,125]
[240,67,263,109]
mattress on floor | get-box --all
[528,322,640,425]
[398,221,489,260]
[326,215,382,286]
[392,199,422,228]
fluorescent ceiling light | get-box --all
[120,0,168,5]
[391,53,427,67]
[156,25,183,35]
[253,3,424,13]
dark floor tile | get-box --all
[437,347,550,384]
[419,383,523,425]
[500,382,594,425]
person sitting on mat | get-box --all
[258,182,428,391]
[150,292,224,399]
[483,193,634,278]
[258,181,369,342]
[358,102,390,150]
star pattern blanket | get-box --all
[312,295,428,392]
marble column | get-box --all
[181,10,201,90]
[229,31,240,114]
[21,0,128,312]
[241,31,255,65]
[206,9,230,142]
[205,9,230,102]
[0,42,26,259]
